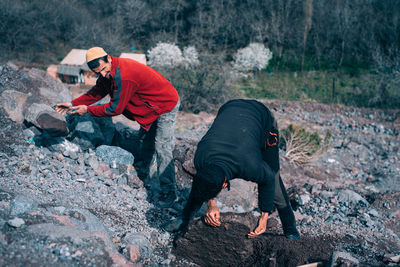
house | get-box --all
[119,53,147,65]
[52,49,96,85]
[47,49,147,86]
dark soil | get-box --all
[173,213,349,267]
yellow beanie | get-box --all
[86,47,107,63]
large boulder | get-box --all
[67,113,115,150]
[0,64,72,125]
[24,103,69,136]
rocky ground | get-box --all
[0,63,400,266]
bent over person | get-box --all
[180,99,300,239]
[56,47,180,208]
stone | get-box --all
[126,244,141,262]
[337,189,369,207]
[8,217,25,228]
[10,195,38,216]
[24,103,68,136]
[124,232,153,259]
[67,113,115,150]
[297,194,311,206]
[96,145,134,167]
[329,251,359,267]
[0,90,30,123]
[216,179,257,213]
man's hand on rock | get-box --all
[204,199,221,227]
[69,105,88,115]
[248,211,268,238]
[55,102,72,116]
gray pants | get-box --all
[134,100,180,194]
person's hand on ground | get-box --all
[248,211,268,238]
[204,199,221,227]
[55,102,72,116]
[69,105,88,115]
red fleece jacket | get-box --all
[72,56,179,130]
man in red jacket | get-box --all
[56,47,180,207]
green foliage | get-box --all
[154,64,242,114]
[279,124,332,166]
[241,70,400,109]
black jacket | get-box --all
[194,99,277,212]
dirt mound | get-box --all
[173,213,346,266]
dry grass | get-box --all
[280,124,332,166]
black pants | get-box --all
[261,125,291,210]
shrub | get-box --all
[147,43,201,68]
[233,43,273,73]
[279,124,332,166]
[155,64,241,114]
[147,43,184,67]
[182,46,200,67]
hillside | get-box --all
[0,63,399,266]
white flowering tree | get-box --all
[147,43,184,67]
[233,43,273,73]
[182,46,200,67]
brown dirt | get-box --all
[173,213,347,266]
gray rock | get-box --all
[24,103,68,136]
[296,194,311,206]
[0,90,30,123]
[26,68,72,106]
[45,137,80,158]
[337,189,369,207]
[124,232,153,259]
[66,208,112,237]
[7,217,25,228]
[67,113,115,150]
[329,251,359,267]
[216,179,257,213]
[10,195,38,216]
[95,145,134,167]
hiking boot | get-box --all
[278,206,301,240]
[158,191,177,208]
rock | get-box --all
[216,179,258,213]
[329,251,359,267]
[296,194,311,206]
[111,122,141,156]
[7,217,25,228]
[67,113,115,150]
[95,145,134,167]
[337,189,369,207]
[25,68,72,106]
[0,90,30,123]
[126,244,141,262]
[24,103,68,136]
[22,127,41,141]
[45,137,80,158]
[124,232,153,259]
[10,195,38,216]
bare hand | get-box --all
[55,102,72,116]
[204,200,221,227]
[248,212,268,238]
[69,105,88,115]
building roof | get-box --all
[60,49,90,71]
[119,53,147,65]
